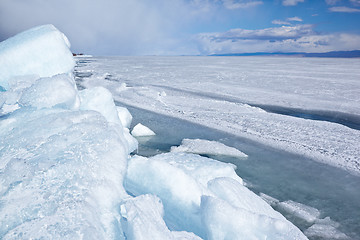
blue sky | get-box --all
[0,0,360,55]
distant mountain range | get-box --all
[210,50,360,58]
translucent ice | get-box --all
[117,106,133,129]
[124,152,307,239]
[0,24,75,90]
[201,195,308,240]
[79,86,122,125]
[131,123,156,137]
[278,200,321,224]
[19,74,80,110]
[120,194,202,240]
[0,108,130,239]
[304,217,349,240]
[171,138,248,158]
[0,25,138,238]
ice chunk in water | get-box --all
[201,195,308,240]
[304,217,350,240]
[278,200,321,224]
[0,24,74,90]
[171,138,248,158]
[124,152,307,239]
[208,177,285,220]
[259,192,280,206]
[131,123,156,137]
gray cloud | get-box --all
[0,0,206,55]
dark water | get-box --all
[121,103,360,240]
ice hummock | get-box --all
[0,25,136,238]
[171,138,248,158]
[0,24,75,90]
[1,25,309,239]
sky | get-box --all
[0,0,360,55]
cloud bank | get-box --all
[196,24,360,55]
[0,0,359,55]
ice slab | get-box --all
[171,138,248,158]
[278,200,321,224]
[131,123,156,137]
[259,192,280,206]
[208,177,285,221]
[0,24,75,90]
[117,106,133,128]
[201,195,308,240]
[304,217,350,240]
[124,152,307,239]
[79,86,121,125]
[19,74,80,110]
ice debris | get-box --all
[131,123,156,137]
[171,138,248,158]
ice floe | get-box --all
[131,123,156,137]
[171,138,248,158]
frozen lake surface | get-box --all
[75,56,360,240]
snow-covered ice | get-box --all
[77,56,360,176]
[131,123,156,137]
[171,138,248,158]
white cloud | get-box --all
[287,16,303,21]
[282,0,304,6]
[272,20,291,25]
[221,0,263,9]
[329,6,360,12]
[350,0,360,6]
[325,0,342,5]
[195,25,360,54]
